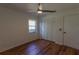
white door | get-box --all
[64,14,79,49]
[42,15,63,45]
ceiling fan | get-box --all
[37,3,56,14]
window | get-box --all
[28,19,36,33]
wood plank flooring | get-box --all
[0,39,78,55]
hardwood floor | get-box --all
[0,39,78,55]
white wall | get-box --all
[40,15,63,45]
[0,7,39,52]
[40,8,79,49]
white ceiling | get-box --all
[0,3,79,13]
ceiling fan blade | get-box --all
[37,3,56,13]
[40,10,56,13]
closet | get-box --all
[40,14,79,49]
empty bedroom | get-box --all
[0,3,79,55]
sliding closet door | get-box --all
[42,15,63,45]
[64,14,79,49]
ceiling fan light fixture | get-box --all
[37,10,42,14]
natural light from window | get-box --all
[28,19,36,33]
